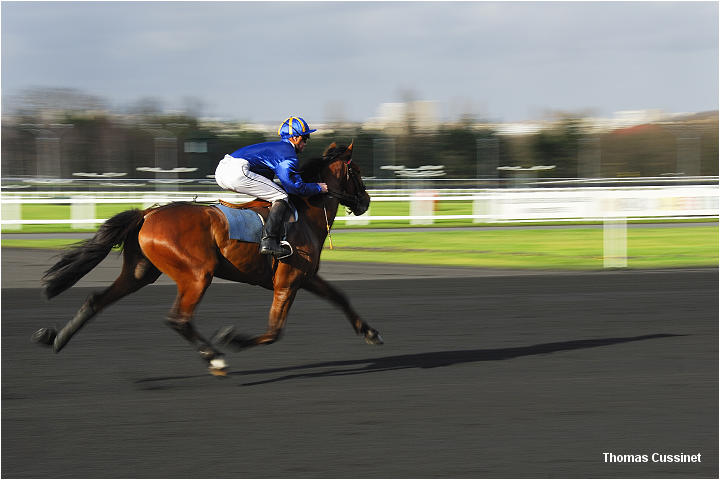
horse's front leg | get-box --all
[302,274,383,345]
[257,286,298,344]
[214,286,298,351]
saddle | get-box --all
[218,199,271,221]
[218,198,299,223]
[212,199,296,250]
[213,200,270,243]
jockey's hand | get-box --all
[318,183,328,193]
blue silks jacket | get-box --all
[230,140,322,197]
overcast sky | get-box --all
[2,1,718,123]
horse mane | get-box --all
[299,143,348,182]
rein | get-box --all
[321,160,363,250]
[326,188,360,207]
[323,200,334,250]
[312,152,367,250]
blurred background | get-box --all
[1,2,718,235]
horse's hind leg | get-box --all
[34,253,161,352]
[165,274,228,375]
[302,274,383,345]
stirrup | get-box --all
[260,238,293,259]
[277,240,293,259]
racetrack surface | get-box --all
[2,249,717,478]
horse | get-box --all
[31,142,383,375]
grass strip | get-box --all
[4,226,716,270]
[320,227,718,269]
[3,200,716,233]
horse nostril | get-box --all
[353,201,369,216]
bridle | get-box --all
[325,158,366,212]
[318,154,369,250]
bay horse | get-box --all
[32,142,383,375]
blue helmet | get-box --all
[278,116,317,139]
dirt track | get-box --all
[1,248,717,478]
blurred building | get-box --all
[363,101,440,134]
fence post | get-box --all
[1,200,21,231]
[143,195,157,209]
[603,217,627,268]
[344,207,370,226]
[71,196,96,230]
[410,190,436,225]
[472,194,493,223]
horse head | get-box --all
[304,142,370,216]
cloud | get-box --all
[2,1,717,122]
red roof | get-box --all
[611,124,664,136]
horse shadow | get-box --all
[136,333,682,387]
[231,333,682,386]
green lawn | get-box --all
[319,227,718,269]
[4,226,717,270]
[4,203,146,233]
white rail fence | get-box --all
[2,186,717,228]
[3,186,717,269]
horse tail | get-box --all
[42,209,146,299]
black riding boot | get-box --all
[260,200,292,258]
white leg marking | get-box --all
[210,357,228,369]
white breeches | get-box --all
[214,155,288,203]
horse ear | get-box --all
[341,141,354,163]
[323,142,337,157]
[343,141,354,160]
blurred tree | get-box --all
[435,125,481,177]
[502,135,535,168]
[60,114,123,176]
[2,86,717,182]
[126,97,164,116]
[1,126,36,176]
[181,96,206,118]
[6,87,107,118]
[699,117,719,175]
[600,124,675,177]
[531,117,584,177]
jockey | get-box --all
[215,116,328,258]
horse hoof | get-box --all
[31,328,57,346]
[209,367,229,377]
[208,357,229,376]
[364,330,384,345]
[212,326,236,345]
[212,326,256,351]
